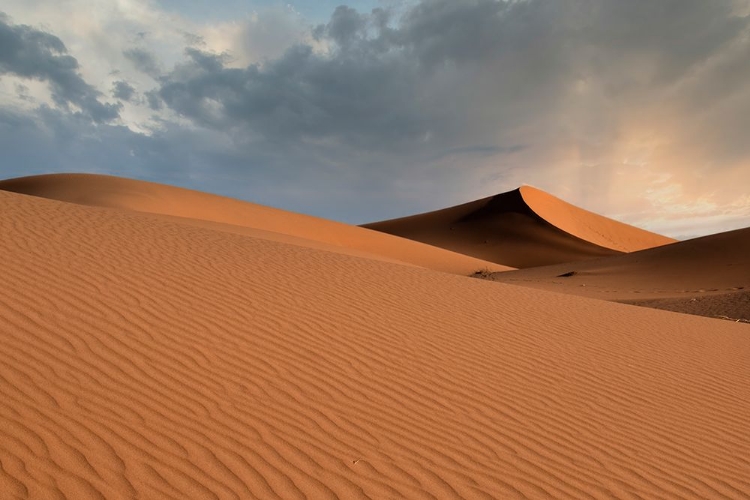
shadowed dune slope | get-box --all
[0,173,509,275]
[1,189,749,499]
[487,226,750,321]
[363,185,674,268]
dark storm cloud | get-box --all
[153,0,750,162]
[0,14,120,122]
[400,0,745,73]
[157,42,426,152]
[112,80,136,101]
[324,6,367,46]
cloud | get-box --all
[152,1,750,191]
[0,102,406,221]
[144,89,163,110]
[112,80,136,101]
[154,0,750,151]
[0,104,222,182]
[0,14,120,122]
[158,42,427,151]
[1,1,750,237]
[123,48,162,77]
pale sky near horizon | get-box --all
[1,0,749,239]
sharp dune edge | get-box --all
[0,173,509,276]
[364,186,675,268]
[1,179,750,499]
[517,186,674,252]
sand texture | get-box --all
[1,181,749,499]
[486,226,750,322]
[0,174,508,276]
[364,186,674,268]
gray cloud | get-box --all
[2,1,750,236]
[325,6,367,46]
[0,14,120,122]
[112,80,136,101]
[0,103,412,222]
[158,41,426,153]
[0,105,214,183]
[144,89,163,110]
[150,0,750,191]
[123,47,162,77]
[161,2,743,129]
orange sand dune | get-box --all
[364,185,674,268]
[487,226,750,321]
[0,173,508,275]
[1,186,749,499]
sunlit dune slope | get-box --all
[1,188,749,499]
[487,226,750,321]
[0,173,508,275]
[364,185,674,268]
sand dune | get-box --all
[364,185,674,268]
[486,226,750,321]
[0,173,508,276]
[1,185,749,499]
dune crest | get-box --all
[1,188,749,499]
[0,173,509,275]
[364,186,674,268]
[518,185,674,252]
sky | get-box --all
[1,0,749,239]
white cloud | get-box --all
[1,0,307,131]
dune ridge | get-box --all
[486,225,750,321]
[517,186,675,251]
[1,187,749,499]
[364,186,674,268]
[0,173,509,275]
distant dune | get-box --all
[0,174,508,275]
[364,185,674,268]
[486,225,750,321]
[1,176,748,498]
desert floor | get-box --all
[1,174,748,499]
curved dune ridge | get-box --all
[0,173,509,275]
[517,186,675,252]
[363,186,674,268]
[487,225,750,321]
[1,187,750,499]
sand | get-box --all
[0,174,508,276]
[486,226,750,322]
[364,185,674,268]
[1,177,749,499]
